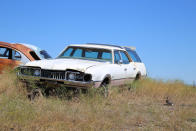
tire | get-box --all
[28,88,43,100]
[101,84,109,98]
[44,87,57,97]
[135,73,141,81]
[100,78,110,98]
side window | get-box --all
[119,51,130,64]
[101,52,112,61]
[12,50,22,61]
[0,47,11,59]
[114,51,121,64]
[127,50,141,62]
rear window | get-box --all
[30,51,40,60]
[127,50,142,62]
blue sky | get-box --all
[0,0,195,84]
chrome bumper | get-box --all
[18,75,94,88]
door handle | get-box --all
[124,68,127,71]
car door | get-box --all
[119,51,137,79]
[0,47,22,72]
[111,50,126,80]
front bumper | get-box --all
[18,75,95,88]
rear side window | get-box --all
[12,50,21,61]
[0,47,11,59]
[127,50,141,62]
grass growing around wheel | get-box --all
[0,70,196,130]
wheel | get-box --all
[28,88,43,100]
[100,82,109,98]
[135,73,141,81]
[44,87,57,97]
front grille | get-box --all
[41,70,65,80]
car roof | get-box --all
[69,43,133,51]
[0,41,33,52]
[20,43,41,52]
[0,41,39,61]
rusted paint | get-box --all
[0,41,40,73]
[0,41,40,61]
[0,59,21,73]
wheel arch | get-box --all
[101,74,111,85]
[135,71,141,80]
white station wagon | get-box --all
[18,43,147,89]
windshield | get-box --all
[40,50,52,59]
[58,47,112,62]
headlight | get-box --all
[20,67,41,76]
[68,73,76,80]
[34,69,41,76]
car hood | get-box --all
[25,58,109,72]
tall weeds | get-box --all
[0,71,195,130]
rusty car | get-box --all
[0,41,51,72]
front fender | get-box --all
[85,68,111,82]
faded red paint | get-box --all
[0,41,40,72]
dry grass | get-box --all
[0,71,196,130]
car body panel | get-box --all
[25,58,107,72]
[134,62,147,76]
[0,59,22,72]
